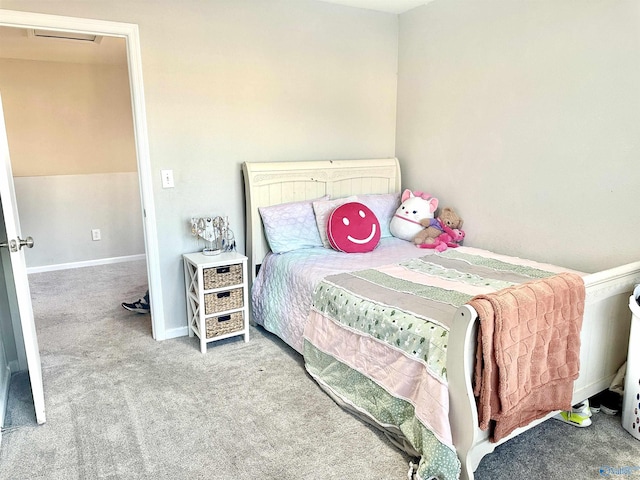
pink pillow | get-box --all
[327,202,381,253]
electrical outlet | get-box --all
[91,229,101,241]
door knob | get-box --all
[18,236,34,249]
[0,236,34,252]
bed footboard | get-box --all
[447,260,640,480]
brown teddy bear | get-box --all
[414,207,465,252]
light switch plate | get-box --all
[161,169,174,188]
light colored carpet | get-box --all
[1,260,410,480]
[1,260,639,480]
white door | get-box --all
[0,93,45,424]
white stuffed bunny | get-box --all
[389,189,439,242]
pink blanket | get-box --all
[469,272,585,442]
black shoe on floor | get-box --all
[589,390,621,415]
[122,299,150,314]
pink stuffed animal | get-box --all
[420,227,465,252]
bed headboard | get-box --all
[242,158,401,282]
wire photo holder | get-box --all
[190,216,236,256]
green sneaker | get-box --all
[554,410,592,427]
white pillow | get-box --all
[355,193,401,239]
[258,195,329,253]
[312,196,357,248]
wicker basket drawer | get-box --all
[206,311,244,338]
[204,287,243,314]
[203,264,243,290]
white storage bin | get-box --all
[622,284,640,440]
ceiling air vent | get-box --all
[28,29,103,44]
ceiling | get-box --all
[317,0,431,14]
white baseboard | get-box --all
[8,360,20,374]
[164,326,189,340]
[26,254,146,274]
[0,365,11,429]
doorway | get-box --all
[0,10,164,341]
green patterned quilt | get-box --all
[303,249,559,480]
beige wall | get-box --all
[397,0,640,273]
[0,0,400,337]
[0,57,137,176]
[0,55,143,269]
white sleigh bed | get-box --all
[242,158,640,480]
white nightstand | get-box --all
[183,251,249,353]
